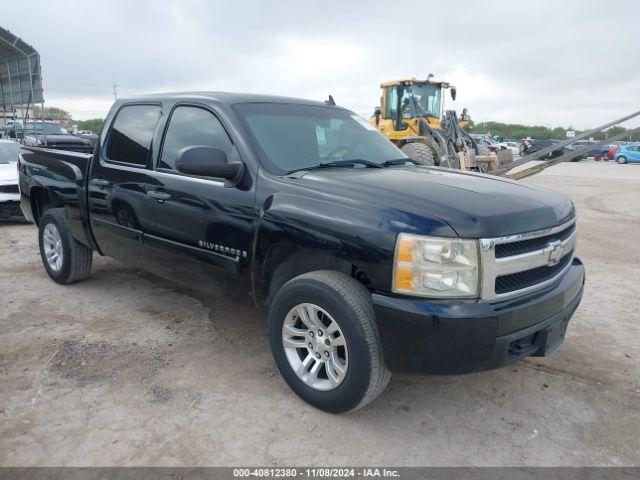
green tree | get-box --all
[467,121,567,140]
[76,118,104,134]
[33,106,72,121]
[467,121,640,142]
[606,126,626,138]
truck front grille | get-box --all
[495,223,575,258]
[495,251,573,294]
[0,184,19,194]
[480,219,576,300]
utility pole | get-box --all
[112,82,118,101]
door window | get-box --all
[106,105,161,166]
[159,106,233,171]
[384,87,398,119]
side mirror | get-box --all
[374,106,381,126]
[176,146,244,184]
[450,88,457,101]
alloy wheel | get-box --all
[281,303,348,391]
[43,223,63,271]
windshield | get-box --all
[403,83,442,118]
[24,123,69,135]
[0,142,20,163]
[235,103,407,174]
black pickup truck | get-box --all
[18,92,584,413]
[9,121,95,153]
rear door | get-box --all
[88,103,162,261]
[143,103,255,274]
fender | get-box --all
[252,193,402,310]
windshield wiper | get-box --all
[382,158,420,166]
[287,159,383,174]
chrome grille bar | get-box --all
[479,218,577,301]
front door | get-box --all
[144,104,255,276]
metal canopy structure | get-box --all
[0,26,44,121]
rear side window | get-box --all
[106,105,161,166]
[158,106,233,171]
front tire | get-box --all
[401,142,435,166]
[617,156,628,164]
[268,271,390,413]
[38,208,93,284]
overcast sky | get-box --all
[3,0,639,128]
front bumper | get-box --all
[0,199,24,220]
[372,258,585,374]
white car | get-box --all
[495,141,520,155]
[0,139,23,220]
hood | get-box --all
[0,161,18,182]
[292,166,574,238]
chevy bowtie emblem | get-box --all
[546,240,564,266]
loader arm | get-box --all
[491,109,640,177]
[505,125,640,180]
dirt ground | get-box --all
[1,160,639,466]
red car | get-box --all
[595,145,619,161]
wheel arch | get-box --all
[29,186,66,225]
[260,246,373,313]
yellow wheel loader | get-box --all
[370,77,511,171]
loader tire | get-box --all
[401,142,435,166]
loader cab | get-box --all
[373,78,455,139]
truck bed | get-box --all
[19,146,95,249]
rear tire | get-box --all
[268,270,390,413]
[617,156,628,164]
[38,208,93,284]
[401,142,435,166]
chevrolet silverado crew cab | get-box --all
[18,93,584,413]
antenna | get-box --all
[112,82,118,101]
[325,95,336,106]
[427,73,434,81]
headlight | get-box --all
[392,233,479,298]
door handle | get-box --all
[147,190,172,203]
[90,178,112,188]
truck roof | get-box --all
[380,78,449,87]
[114,91,336,108]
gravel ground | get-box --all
[1,159,639,466]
